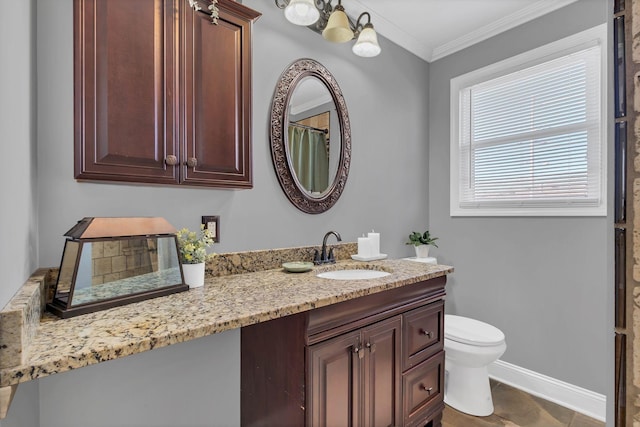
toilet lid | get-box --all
[445,315,505,347]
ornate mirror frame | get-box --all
[270,58,351,214]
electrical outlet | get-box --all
[201,216,220,243]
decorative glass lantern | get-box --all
[47,217,188,318]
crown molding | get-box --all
[341,0,579,63]
[344,0,433,62]
[430,0,579,62]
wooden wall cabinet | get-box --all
[74,0,260,188]
[241,276,446,427]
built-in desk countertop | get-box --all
[0,243,452,418]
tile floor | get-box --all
[441,381,605,427]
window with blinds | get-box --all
[450,25,607,216]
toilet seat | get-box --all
[445,314,505,347]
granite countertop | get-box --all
[0,250,452,388]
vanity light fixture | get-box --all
[322,3,353,43]
[284,0,320,26]
[350,13,381,57]
[274,0,381,57]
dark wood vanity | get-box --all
[241,275,446,427]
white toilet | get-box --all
[444,314,507,417]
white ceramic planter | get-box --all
[182,262,205,288]
[414,245,430,259]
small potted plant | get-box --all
[176,225,215,288]
[406,230,438,259]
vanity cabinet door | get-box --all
[362,316,402,427]
[307,330,362,427]
[180,0,259,188]
[307,316,402,427]
[74,0,179,184]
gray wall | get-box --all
[428,0,610,399]
[1,0,429,425]
[0,0,39,425]
[39,330,239,427]
[0,0,38,316]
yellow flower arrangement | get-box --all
[176,225,215,264]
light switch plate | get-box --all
[201,215,220,243]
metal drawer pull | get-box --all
[420,384,434,395]
[186,157,198,168]
[419,329,433,338]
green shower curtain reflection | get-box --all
[288,125,330,194]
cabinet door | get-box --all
[308,330,362,427]
[74,0,178,184]
[362,316,402,427]
[181,0,259,187]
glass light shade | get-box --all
[284,0,320,26]
[352,24,381,57]
[322,7,354,43]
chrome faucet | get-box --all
[314,231,342,265]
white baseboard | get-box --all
[488,359,606,422]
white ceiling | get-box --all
[341,0,580,62]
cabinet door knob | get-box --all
[353,345,365,359]
[365,342,376,353]
[186,157,198,168]
[419,329,433,338]
[165,155,178,166]
[353,343,365,359]
[420,384,434,395]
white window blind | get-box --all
[450,25,606,216]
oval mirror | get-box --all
[270,59,351,214]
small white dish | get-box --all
[351,253,388,262]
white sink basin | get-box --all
[316,269,391,280]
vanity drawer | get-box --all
[402,300,444,369]
[403,351,445,427]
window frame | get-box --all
[449,24,608,217]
